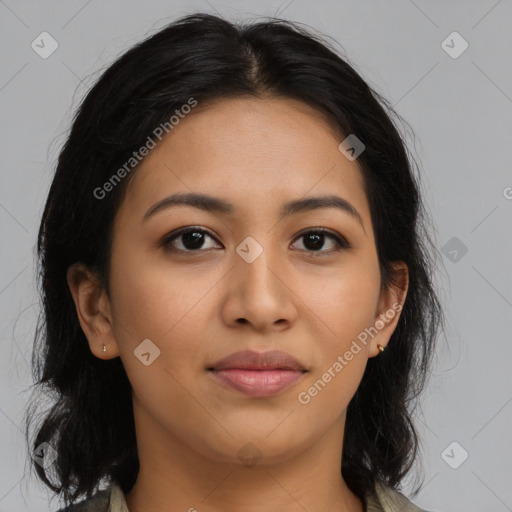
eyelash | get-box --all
[161,226,351,255]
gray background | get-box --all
[1,0,511,510]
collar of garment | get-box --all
[61,479,428,512]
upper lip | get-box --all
[208,350,307,372]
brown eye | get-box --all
[291,229,350,254]
[162,227,221,252]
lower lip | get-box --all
[209,369,305,397]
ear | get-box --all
[368,261,409,357]
[66,262,120,359]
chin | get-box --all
[194,429,313,468]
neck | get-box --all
[124,406,364,512]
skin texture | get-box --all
[67,97,408,512]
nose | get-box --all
[221,245,299,333]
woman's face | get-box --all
[72,96,407,466]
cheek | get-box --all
[108,242,211,338]
[107,245,223,383]
[293,361,365,457]
[107,253,213,419]
[293,256,380,414]
[298,254,381,339]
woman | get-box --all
[25,12,443,512]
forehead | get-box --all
[119,97,370,225]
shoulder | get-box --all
[365,482,435,512]
[53,487,111,512]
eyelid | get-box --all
[161,226,221,248]
[292,227,351,251]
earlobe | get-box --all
[369,261,409,357]
[66,262,119,359]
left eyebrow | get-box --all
[280,195,365,233]
[142,192,366,233]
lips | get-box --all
[207,350,307,398]
[209,349,307,372]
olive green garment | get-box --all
[55,479,432,512]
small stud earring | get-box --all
[102,344,107,352]
[377,344,385,353]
